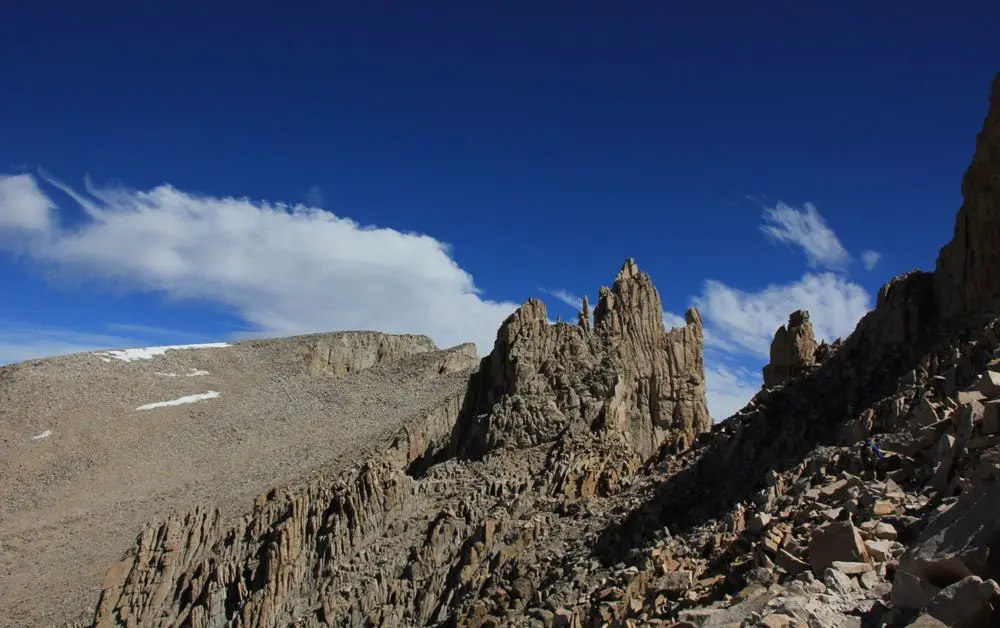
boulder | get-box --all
[808,521,869,576]
[925,575,1000,627]
[978,370,1000,399]
[895,483,1000,594]
[983,400,1000,435]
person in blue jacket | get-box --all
[861,437,885,480]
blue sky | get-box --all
[1,2,997,419]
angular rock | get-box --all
[865,540,893,562]
[978,370,1000,399]
[762,310,818,388]
[898,483,1000,588]
[808,521,869,576]
[925,575,1000,627]
[873,522,898,541]
[983,400,1000,434]
[831,561,873,575]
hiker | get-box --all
[860,437,885,480]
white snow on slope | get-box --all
[154,368,210,377]
[135,391,221,411]
[30,429,53,441]
[94,343,231,363]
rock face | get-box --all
[301,331,441,376]
[763,310,819,388]
[934,73,1000,320]
[455,258,710,461]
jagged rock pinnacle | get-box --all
[578,294,591,333]
[762,309,818,388]
[455,258,709,460]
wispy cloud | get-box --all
[676,200,871,419]
[694,273,871,359]
[104,322,213,342]
[0,321,138,365]
[759,201,851,271]
[663,311,687,330]
[0,174,54,232]
[542,288,584,310]
[0,173,520,356]
[861,250,881,271]
[304,185,323,207]
[704,359,763,422]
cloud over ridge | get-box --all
[0,173,520,355]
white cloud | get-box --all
[663,311,687,330]
[0,174,55,232]
[688,200,873,419]
[0,174,520,356]
[0,322,138,365]
[105,322,214,342]
[543,289,584,310]
[861,250,881,271]
[705,361,762,422]
[694,272,871,359]
[760,201,850,270]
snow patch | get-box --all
[154,368,210,377]
[135,391,221,411]
[94,343,231,363]
[30,429,53,441]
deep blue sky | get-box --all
[1,1,998,417]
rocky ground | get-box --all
[0,332,478,627]
[9,72,1000,628]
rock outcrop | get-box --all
[934,73,1000,320]
[300,331,443,376]
[762,310,818,388]
[454,258,710,461]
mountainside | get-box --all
[0,332,478,627]
[7,73,1000,628]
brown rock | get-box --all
[933,73,1000,319]
[456,258,711,460]
[762,310,818,388]
[808,521,870,576]
[925,575,1000,628]
[898,483,1000,587]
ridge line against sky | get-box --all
[0,171,878,419]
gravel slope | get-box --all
[0,333,476,627]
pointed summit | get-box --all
[578,294,591,333]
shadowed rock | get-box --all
[762,310,818,388]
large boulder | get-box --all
[893,483,1000,609]
[808,521,870,576]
